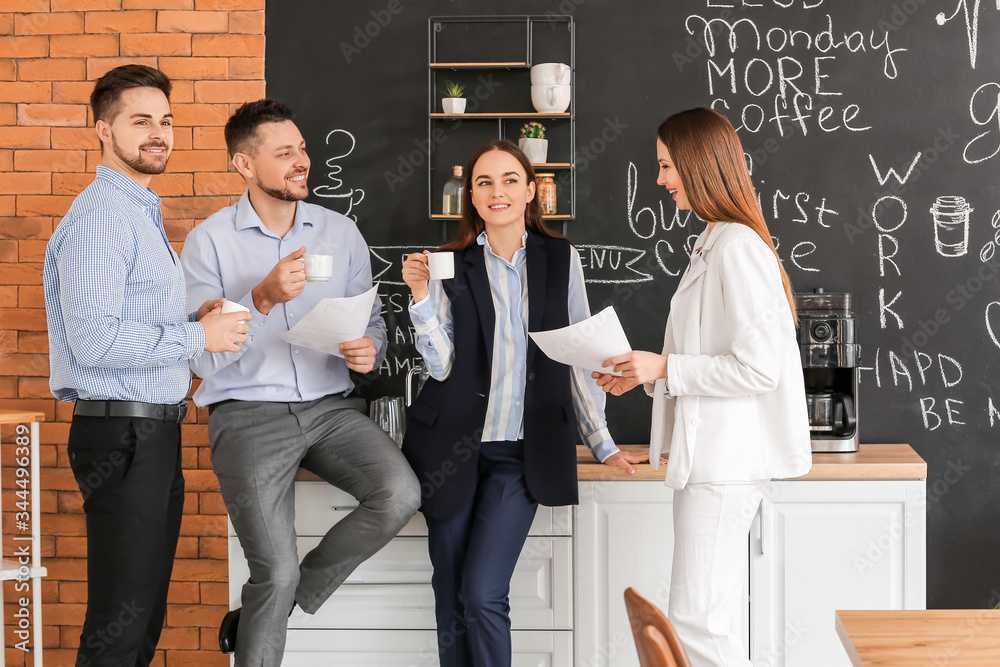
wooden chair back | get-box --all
[624,587,693,667]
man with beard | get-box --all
[43,64,248,667]
[180,99,420,666]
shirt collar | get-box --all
[96,164,161,209]
[235,190,314,236]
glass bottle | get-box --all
[442,166,464,216]
[535,173,557,216]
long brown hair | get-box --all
[658,107,797,323]
[439,139,564,251]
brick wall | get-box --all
[0,1,264,665]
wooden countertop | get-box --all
[297,443,924,482]
[576,444,925,480]
[836,609,1000,666]
[0,409,45,425]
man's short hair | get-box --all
[225,99,296,158]
[90,64,171,125]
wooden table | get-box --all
[837,610,1000,666]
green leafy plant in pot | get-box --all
[442,80,466,114]
[518,121,548,164]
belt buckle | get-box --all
[169,401,188,423]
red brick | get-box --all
[165,650,230,667]
[0,264,41,285]
[0,171,49,194]
[87,56,158,80]
[55,535,86,558]
[0,14,11,36]
[191,34,262,58]
[0,147,10,169]
[0,58,13,80]
[157,627,200,650]
[17,57,86,81]
[18,240,46,262]
[198,536,227,558]
[158,57,227,81]
[17,330,48,352]
[148,172,193,196]
[51,126,99,149]
[192,171,242,196]
[169,103,230,127]
[52,0,122,9]
[0,35,47,58]
[156,10,227,34]
[0,286,14,308]
[0,217,52,239]
[84,10,155,33]
[42,601,86,625]
[52,80,96,104]
[121,32,191,56]
[193,80,263,104]
[15,12,84,36]
[163,218,193,241]
[195,0,263,9]
[85,148,101,170]
[228,11,263,34]
[15,149,85,172]
[0,104,13,125]
[171,558,226,582]
[179,513,226,536]
[172,125,191,149]
[171,79,193,103]
[0,195,14,215]
[166,603,228,627]
[0,126,50,148]
[52,172,93,195]
[123,0,192,7]
[199,582,228,605]
[59,581,88,604]
[16,194,74,216]
[0,351,47,375]
[191,126,224,149]
[227,56,263,80]
[0,239,13,262]
[181,469,218,492]
[165,581,199,604]
[17,104,87,127]
[19,375,50,397]
[38,421,67,446]
[0,81,51,103]
[50,33,119,58]
[174,536,199,559]
[0,2,50,11]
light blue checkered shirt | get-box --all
[43,165,206,403]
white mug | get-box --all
[221,299,251,315]
[303,254,334,282]
[530,62,571,85]
[531,84,571,113]
[427,252,455,280]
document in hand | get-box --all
[528,306,632,374]
[279,284,379,358]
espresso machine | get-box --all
[795,289,859,453]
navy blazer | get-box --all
[402,232,580,520]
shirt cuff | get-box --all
[666,354,682,396]
[182,321,206,360]
[408,296,440,335]
[585,428,618,463]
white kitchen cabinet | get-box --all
[575,477,925,667]
[750,479,926,667]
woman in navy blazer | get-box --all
[595,108,812,667]
[402,140,650,666]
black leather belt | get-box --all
[74,400,188,423]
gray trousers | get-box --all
[209,395,421,667]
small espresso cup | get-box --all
[303,254,334,282]
[427,251,455,280]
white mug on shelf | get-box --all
[530,62,571,85]
[531,84,571,113]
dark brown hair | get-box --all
[657,107,797,323]
[439,139,564,251]
[224,99,296,158]
[90,64,171,125]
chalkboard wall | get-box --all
[266,1,1000,609]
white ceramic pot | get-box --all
[530,62,571,85]
[518,137,548,164]
[441,97,466,114]
[530,84,571,113]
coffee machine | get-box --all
[795,289,859,453]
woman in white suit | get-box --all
[594,107,812,667]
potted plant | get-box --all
[518,121,548,164]
[441,80,466,114]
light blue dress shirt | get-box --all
[181,191,386,407]
[409,232,619,462]
[43,165,205,403]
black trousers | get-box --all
[67,414,185,667]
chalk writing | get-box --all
[312,129,366,221]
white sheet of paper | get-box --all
[528,306,632,374]
[279,284,378,358]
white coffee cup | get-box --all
[303,254,334,282]
[530,62,571,85]
[427,251,455,280]
[531,84,571,113]
[221,299,250,319]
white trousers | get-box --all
[669,480,769,667]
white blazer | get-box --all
[647,222,812,489]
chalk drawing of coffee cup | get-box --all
[931,195,972,257]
